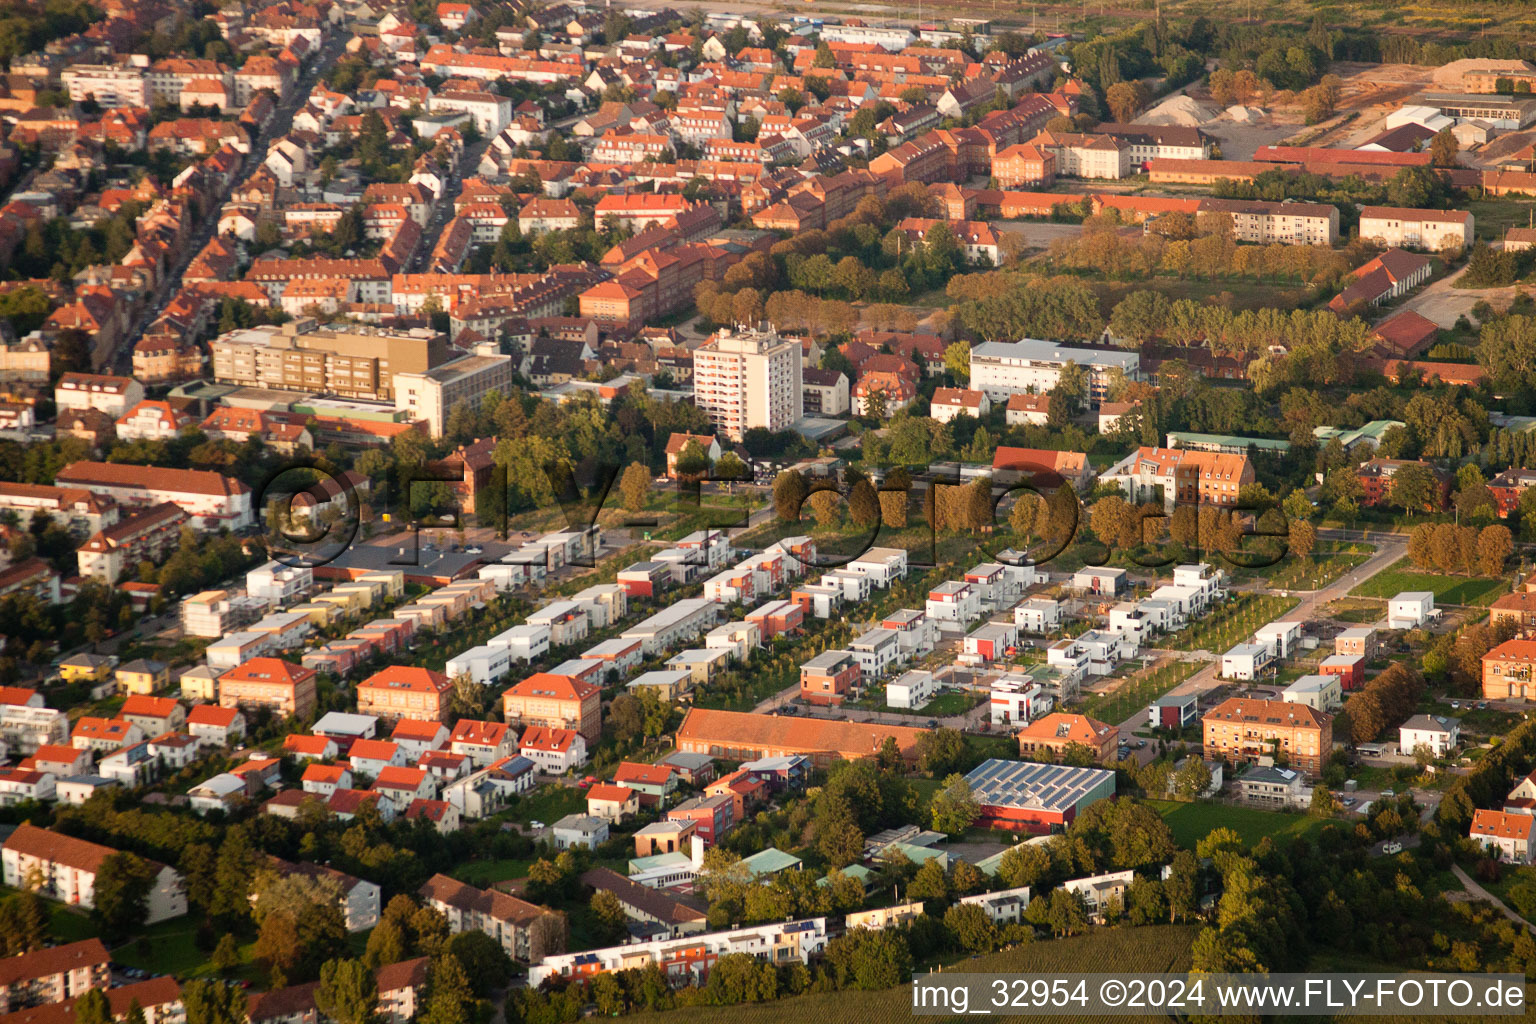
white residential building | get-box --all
[1388,591,1435,630]
[1061,869,1134,919]
[1047,630,1134,678]
[1358,206,1474,251]
[1399,713,1460,757]
[247,561,313,606]
[1220,642,1275,681]
[488,624,551,662]
[886,670,936,710]
[846,547,908,588]
[969,339,1140,406]
[1,823,186,924]
[881,609,935,658]
[551,813,610,850]
[1280,674,1342,712]
[964,621,1020,663]
[692,325,803,442]
[926,580,980,625]
[849,628,902,679]
[528,917,829,987]
[1255,621,1302,660]
[990,673,1052,726]
[445,645,513,686]
[1014,597,1062,634]
[958,885,1032,924]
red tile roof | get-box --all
[360,666,451,694]
[507,673,598,702]
[0,938,110,988]
[1471,808,1536,841]
[2,824,161,875]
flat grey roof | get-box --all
[971,339,1141,369]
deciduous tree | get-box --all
[315,959,378,1024]
[619,462,650,512]
[929,774,980,835]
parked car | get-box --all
[1382,841,1403,855]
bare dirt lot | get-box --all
[1202,119,1300,160]
[991,220,1085,249]
[1393,264,1520,327]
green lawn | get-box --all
[1323,597,1385,623]
[1467,197,1536,244]
[451,857,536,887]
[506,783,588,825]
[1418,698,1522,739]
[110,919,254,979]
[0,888,99,945]
[852,687,983,717]
[1264,547,1372,592]
[1347,558,1510,605]
[1149,799,1330,850]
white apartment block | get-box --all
[427,90,513,134]
[881,609,935,658]
[990,673,1052,725]
[1358,206,1474,251]
[2,824,187,924]
[849,628,901,679]
[446,644,513,686]
[1036,133,1134,179]
[1195,198,1338,245]
[0,704,68,755]
[959,885,1033,924]
[485,624,548,664]
[247,560,313,606]
[887,669,936,709]
[1047,630,1135,678]
[692,325,803,441]
[847,547,908,588]
[969,339,1140,406]
[529,918,829,987]
[63,64,150,106]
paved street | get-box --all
[109,33,350,373]
[1113,529,1409,755]
[407,134,495,273]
